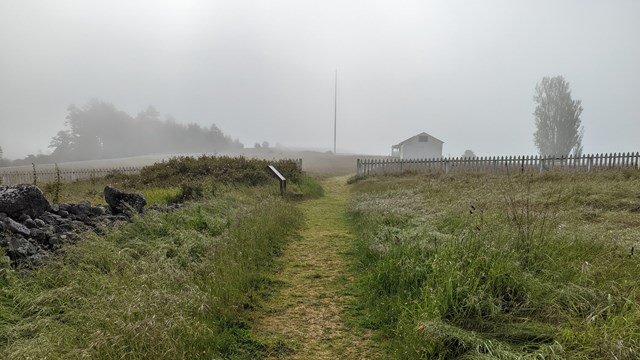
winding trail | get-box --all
[253,176,378,359]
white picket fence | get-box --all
[357,152,640,176]
[0,167,143,185]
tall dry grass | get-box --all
[348,170,640,359]
[0,156,320,359]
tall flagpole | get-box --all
[334,69,337,154]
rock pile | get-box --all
[0,185,181,266]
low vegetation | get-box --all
[348,169,640,359]
[38,155,304,204]
[0,156,317,359]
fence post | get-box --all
[588,156,593,172]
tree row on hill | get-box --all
[1,100,243,166]
[51,99,243,161]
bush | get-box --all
[138,155,302,186]
[179,181,206,201]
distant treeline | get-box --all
[1,99,243,166]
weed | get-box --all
[31,163,37,185]
[52,163,61,204]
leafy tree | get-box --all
[261,141,270,149]
[46,99,243,162]
[0,145,3,158]
[533,76,584,156]
[462,149,476,158]
[49,130,74,160]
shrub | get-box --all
[138,155,302,186]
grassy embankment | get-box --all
[0,155,321,359]
[348,169,640,359]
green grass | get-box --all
[0,187,302,359]
[347,170,640,359]
[287,174,325,200]
[0,156,322,359]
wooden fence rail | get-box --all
[356,152,640,177]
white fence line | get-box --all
[0,167,143,185]
[356,152,640,176]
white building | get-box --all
[391,132,444,160]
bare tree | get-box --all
[533,76,584,156]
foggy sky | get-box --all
[1,0,639,159]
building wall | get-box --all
[400,136,443,159]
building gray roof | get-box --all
[394,132,444,146]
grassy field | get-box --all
[0,156,319,359]
[5,152,640,359]
[0,149,382,176]
[347,169,640,359]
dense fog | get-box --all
[1,0,639,161]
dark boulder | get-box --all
[0,185,50,219]
[3,217,31,237]
[30,228,48,244]
[67,201,93,216]
[91,206,108,216]
[6,236,38,259]
[24,218,38,229]
[104,186,146,214]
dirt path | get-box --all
[253,176,378,359]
